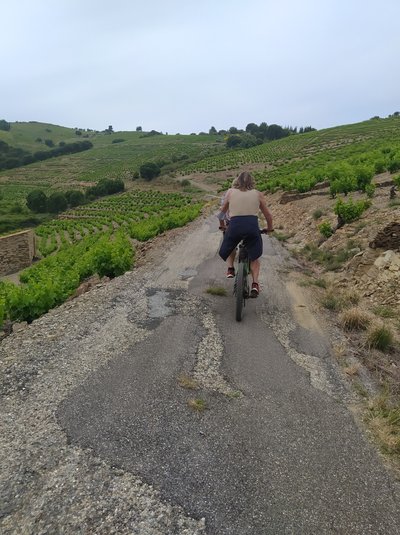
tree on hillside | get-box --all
[47,192,68,213]
[0,119,11,131]
[65,190,85,207]
[245,123,259,136]
[265,124,287,140]
[140,162,161,180]
[136,126,142,131]
[209,126,217,134]
[26,190,47,213]
[226,134,242,148]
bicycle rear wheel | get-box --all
[235,262,245,321]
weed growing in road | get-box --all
[178,375,199,390]
[206,286,227,296]
[188,398,207,412]
[225,390,242,399]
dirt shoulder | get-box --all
[264,175,400,467]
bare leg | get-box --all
[226,249,236,268]
[250,258,260,283]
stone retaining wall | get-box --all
[0,230,36,276]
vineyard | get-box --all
[0,123,224,235]
[0,190,204,326]
[180,117,400,175]
[2,116,400,328]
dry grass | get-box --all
[340,307,371,331]
[178,375,199,390]
[373,305,397,319]
[367,395,400,455]
[187,398,207,412]
[206,286,227,296]
[344,363,361,376]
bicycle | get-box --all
[234,229,269,322]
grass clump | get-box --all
[373,306,397,319]
[178,375,199,390]
[206,286,227,297]
[312,209,323,220]
[340,307,370,331]
[367,395,400,454]
[301,243,354,271]
[273,231,294,242]
[299,277,327,289]
[313,278,328,289]
[366,324,394,352]
[188,398,207,412]
[321,292,343,311]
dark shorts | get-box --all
[219,215,262,261]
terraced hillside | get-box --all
[180,117,400,177]
[0,122,224,233]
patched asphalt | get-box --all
[57,227,400,534]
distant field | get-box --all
[0,122,224,233]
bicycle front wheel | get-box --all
[235,262,245,322]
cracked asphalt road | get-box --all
[1,216,399,534]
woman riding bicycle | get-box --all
[218,171,274,297]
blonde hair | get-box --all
[234,171,255,191]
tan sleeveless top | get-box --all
[228,189,260,217]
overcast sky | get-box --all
[2,0,399,134]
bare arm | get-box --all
[217,190,231,221]
[259,192,274,231]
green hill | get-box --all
[1,116,400,235]
[0,122,225,233]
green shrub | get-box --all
[91,232,134,278]
[26,190,48,213]
[47,192,68,213]
[388,157,400,174]
[374,160,386,174]
[329,176,357,196]
[140,162,161,180]
[393,175,400,187]
[365,183,376,198]
[334,197,371,224]
[354,165,374,191]
[318,221,333,238]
